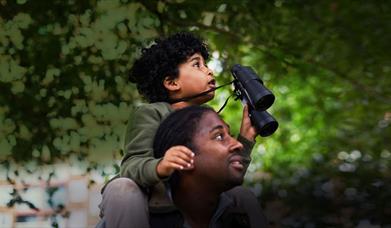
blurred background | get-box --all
[0,0,390,227]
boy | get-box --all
[97,32,258,228]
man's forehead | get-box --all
[198,112,229,132]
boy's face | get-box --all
[176,53,216,104]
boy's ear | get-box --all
[163,76,181,92]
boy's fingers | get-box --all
[169,163,184,170]
[173,151,194,163]
[169,162,194,171]
[172,146,195,158]
[171,162,194,171]
[168,156,192,168]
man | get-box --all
[153,106,268,228]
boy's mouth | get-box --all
[208,79,216,88]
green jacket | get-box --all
[120,102,255,188]
[120,102,173,188]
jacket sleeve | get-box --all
[119,104,164,188]
[237,134,255,169]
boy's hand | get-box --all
[240,104,257,142]
[156,145,195,178]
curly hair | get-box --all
[129,32,210,103]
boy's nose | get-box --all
[203,66,214,77]
[207,68,214,76]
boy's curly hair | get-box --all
[129,32,209,103]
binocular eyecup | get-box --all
[249,109,279,137]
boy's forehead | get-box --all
[185,53,204,62]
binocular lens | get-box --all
[240,80,275,110]
[259,121,279,137]
[253,90,275,111]
[232,66,275,110]
[249,109,279,137]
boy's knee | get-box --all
[105,177,142,195]
[99,178,150,226]
[101,178,147,214]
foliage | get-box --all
[1,0,390,226]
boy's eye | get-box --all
[193,62,200,67]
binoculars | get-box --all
[231,64,278,137]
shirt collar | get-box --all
[183,193,235,228]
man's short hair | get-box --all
[129,32,209,103]
[153,105,214,158]
[153,105,215,190]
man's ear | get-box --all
[163,76,180,92]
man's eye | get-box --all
[215,134,224,141]
[193,62,200,67]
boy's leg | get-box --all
[97,177,149,228]
[225,186,269,227]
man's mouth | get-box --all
[229,155,246,170]
[230,161,244,170]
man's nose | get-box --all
[229,137,244,153]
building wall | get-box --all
[0,163,110,228]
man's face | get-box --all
[176,53,216,104]
[191,112,246,190]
